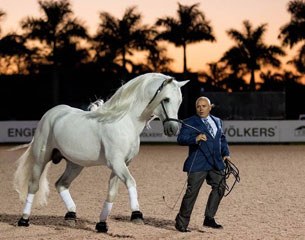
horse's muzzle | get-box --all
[163,121,179,137]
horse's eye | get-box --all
[163,98,170,103]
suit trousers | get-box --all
[176,170,225,228]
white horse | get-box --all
[14,72,189,233]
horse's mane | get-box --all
[86,73,168,122]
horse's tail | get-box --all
[13,139,51,207]
[7,143,30,151]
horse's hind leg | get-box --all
[18,160,50,226]
[55,161,84,221]
[96,172,120,233]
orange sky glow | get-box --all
[0,0,299,76]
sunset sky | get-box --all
[0,0,297,73]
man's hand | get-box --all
[196,133,207,143]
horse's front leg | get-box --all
[95,172,119,233]
[112,161,144,223]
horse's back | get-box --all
[42,105,82,120]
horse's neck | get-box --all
[128,101,150,134]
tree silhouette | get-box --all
[0,10,32,74]
[200,62,227,90]
[20,0,89,103]
[146,45,173,72]
[279,0,305,74]
[0,34,33,74]
[201,62,247,92]
[259,71,286,91]
[94,6,156,81]
[221,20,285,91]
[155,2,215,74]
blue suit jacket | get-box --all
[177,115,230,172]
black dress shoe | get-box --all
[203,217,223,229]
[175,222,191,232]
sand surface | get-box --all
[0,144,305,239]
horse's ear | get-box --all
[164,77,174,84]
[177,80,190,87]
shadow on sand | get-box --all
[0,213,177,238]
[112,214,175,231]
[0,213,94,231]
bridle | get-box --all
[147,78,182,125]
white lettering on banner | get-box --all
[1,120,305,143]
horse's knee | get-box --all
[124,176,136,189]
[107,189,118,202]
[55,180,69,193]
[28,181,40,194]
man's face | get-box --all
[196,99,211,118]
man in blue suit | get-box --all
[175,96,231,232]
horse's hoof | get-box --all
[95,221,108,233]
[131,211,144,224]
[64,211,76,220]
[18,217,29,227]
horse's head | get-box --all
[145,77,189,137]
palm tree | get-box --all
[94,6,156,81]
[278,0,305,74]
[155,2,215,74]
[221,20,285,91]
[21,0,89,103]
